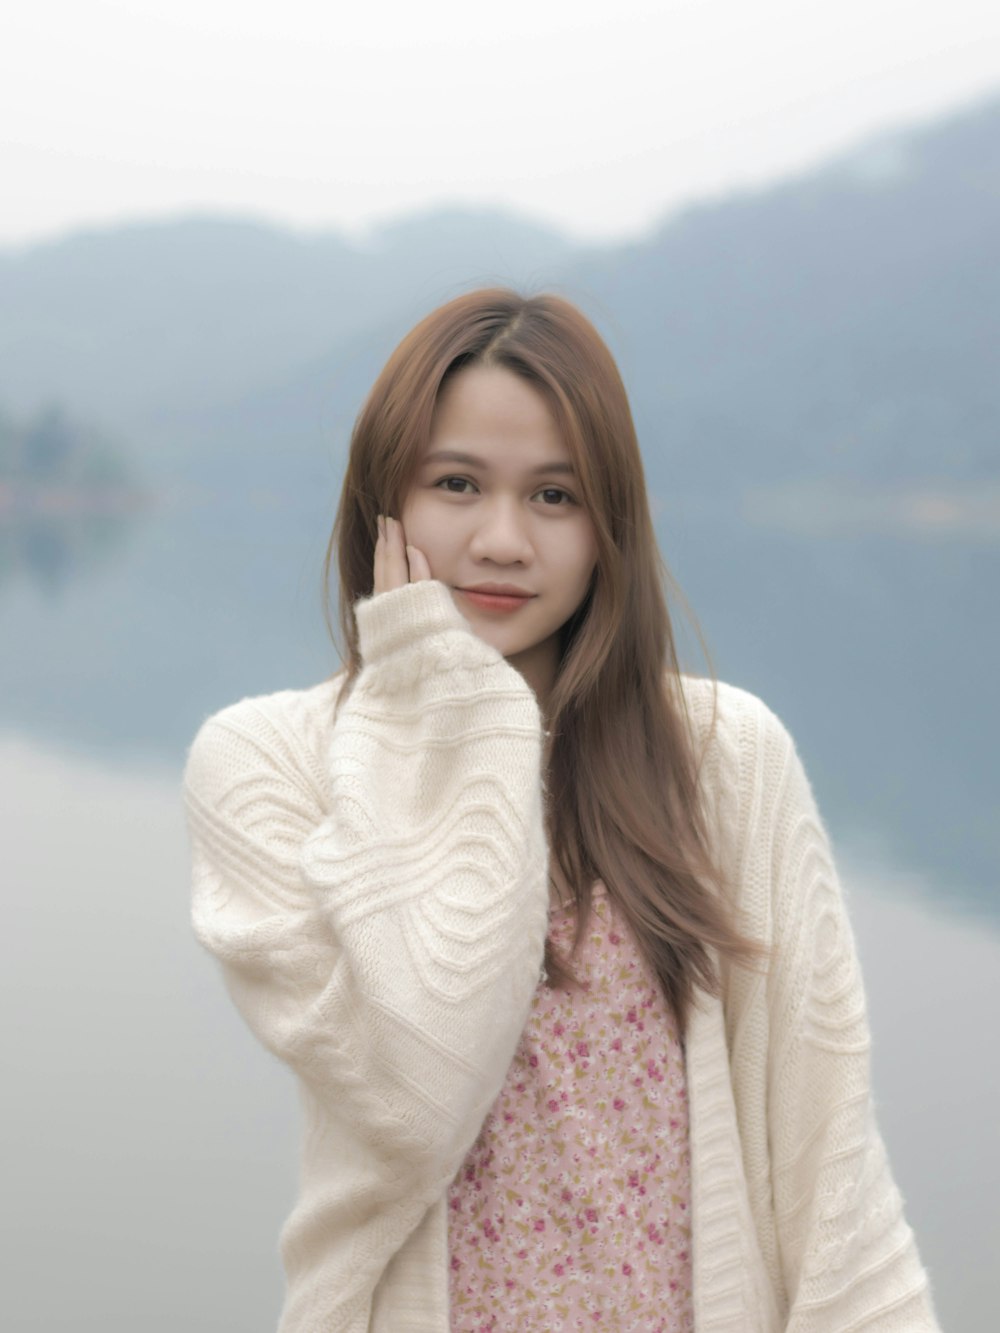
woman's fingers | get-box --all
[373,514,387,594]
[374,514,431,593]
[373,514,396,595]
[405,543,432,582]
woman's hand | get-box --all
[374,514,433,594]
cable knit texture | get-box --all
[182,578,940,1332]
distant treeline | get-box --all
[0,404,138,490]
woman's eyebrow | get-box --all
[422,449,576,476]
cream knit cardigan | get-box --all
[183,579,940,1332]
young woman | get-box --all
[183,289,940,1331]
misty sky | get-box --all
[4,0,1000,247]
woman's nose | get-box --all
[467,498,534,561]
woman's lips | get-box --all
[457,589,534,613]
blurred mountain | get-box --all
[577,93,1000,497]
[0,207,577,469]
[1,91,996,503]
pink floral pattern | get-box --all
[447,880,693,1331]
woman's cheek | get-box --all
[398,495,426,539]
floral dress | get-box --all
[447,879,694,1332]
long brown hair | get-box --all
[321,287,767,1034]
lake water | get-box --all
[1,729,996,1330]
[1,491,996,1329]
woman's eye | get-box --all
[435,476,475,494]
[433,476,574,506]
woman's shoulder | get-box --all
[675,671,792,761]
[183,670,348,810]
[673,673,805,867]
[675,673,832,918]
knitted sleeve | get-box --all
[183,580,550,1318]
[301,577,550,1163]
[753,699,941,1331]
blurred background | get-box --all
[2,1,998,1328]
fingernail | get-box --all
[377,514,384,538]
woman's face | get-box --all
[399,363,599,696]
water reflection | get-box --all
[1,490,996,929]
[0,735,994,1330]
